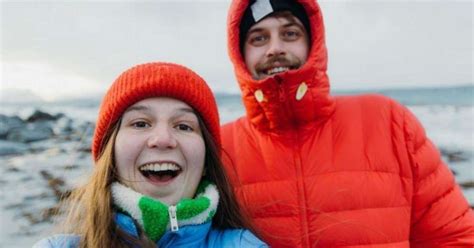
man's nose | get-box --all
[147,125,177,149]
[266,37,285,57]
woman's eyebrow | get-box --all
[173,108,199,119]
[177,107,195,114]
[123,105,150,114]
[124,105,195,115]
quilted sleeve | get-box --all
[402,106,474,247]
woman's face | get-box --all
[114,97,205,205]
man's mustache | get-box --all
[256,55,302,72]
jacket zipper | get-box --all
[276,76,310,246]
[275,76,286,102]
[168,205,179,232]
[294,144,310,247]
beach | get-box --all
[0,86,472,247]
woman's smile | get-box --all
[114,97,206,205]
[138,161,182,185]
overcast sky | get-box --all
[1,0,472,101]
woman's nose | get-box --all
[147,126,177,149]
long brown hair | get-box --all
[56,112,257,247]
[58,123,154,247]
[196,114,256,230]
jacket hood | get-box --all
[227,0,334,132]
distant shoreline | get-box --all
[2,84,472,105]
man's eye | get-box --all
[253,35,265,41]
[132,121,150,128]
[283,30,300,40]
[176,123,193,132]
[248,34,267,45]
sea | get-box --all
[0,85,473,247]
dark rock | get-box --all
[440,148,469,163]
[65,121,94,142]
[41,206,62,221]
[78,146,92,153]
[63,164,79,170]
[22,212,41,224]
[40,170,70,201]
[54,113,65,119]
[48,177,65,188]
[59,189,72,200]
[78,152,90,159]
[440,148,448,155]
[0,114,25,139]
[40,170,56,181]
[459,181,474,189]
[0,140,29,156]
[20,176,33,182]
[28,139,61,154]
[24,192,50,201]
[26,110,58,122]
[77,136,93,153]
[54,116,74,135]
[447,152,468,163]
[21,206,63,225]
[40,170,64,187]
[6,123,54,143]
[6,166,20,172]
[75,121,95,137]
[4,202,27,210]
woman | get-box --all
[33,62,266,247]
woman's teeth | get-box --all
[139,162,180,172]
[266,67,289,75]
[139,162,181,182]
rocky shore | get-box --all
[0,110,94,156]
[0,109,473,246]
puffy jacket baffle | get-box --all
[221,0,474,247]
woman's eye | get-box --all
[176,123,193,132]
[132,121,150,128]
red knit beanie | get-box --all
[92,62,220,161]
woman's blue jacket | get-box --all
[33,212,266,247]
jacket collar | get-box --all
[114,212,213,246]
[227,0,334,132]
[111,181,219,242]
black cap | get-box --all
[240,0,311,52]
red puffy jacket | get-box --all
[221,0,474,247]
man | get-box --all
[221,0,474,247]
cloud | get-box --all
[1,1,472,100]
[1,61,104,101]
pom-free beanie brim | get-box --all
[92,62,220,160]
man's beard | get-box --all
[254,54,303,79]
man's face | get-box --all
[243,13,309,80]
